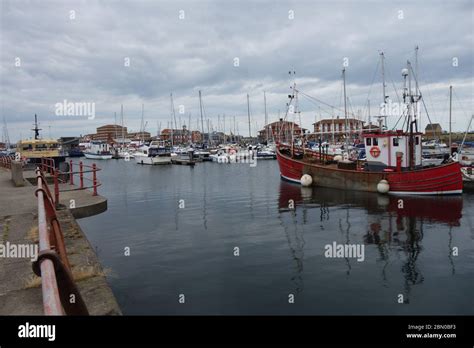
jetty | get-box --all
[0,158,121,315]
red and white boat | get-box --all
[276,61,463,196]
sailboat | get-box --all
[276,59,462,195]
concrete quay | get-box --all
[0,167,121,315]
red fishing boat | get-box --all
[276,60,463,195]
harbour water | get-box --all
[78,159,474,315]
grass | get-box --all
[26,225,38,243]
[23,265,112,289]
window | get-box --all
[393,138,399,146]
[415,136,419,145]
[366,138,372,146]
[373,138,378,146]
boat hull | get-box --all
[84,153,112,160]
[276,148,463,195]
[135,155,171,165]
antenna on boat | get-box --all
[32,114,41,140]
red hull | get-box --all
[276,147,463,195]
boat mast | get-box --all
[264,91,268,143]
[32,114,41,140]
[223,114,226,144]
[141,104,145,145]
[380,51,387,129]
[188,114,191,144]
[414,47,419,96]
[449,85,452,151]
[368,99,371,132]
[199,90,204,145]
[170,93,178,144]
[403,61,416,170]
[121,105,124,147]
[343,68,348,148]
[247,93,251,141]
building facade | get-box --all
[424,123,442,138]
[258,119,305,143]
[160,128,202,144]
[313,117,365,142]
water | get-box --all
[77,159,474,315]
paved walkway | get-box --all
[0,167,121,315]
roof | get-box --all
[17,138,58,144]
[425,123,442,130]
[313,118,364,125]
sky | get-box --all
[0,0,472,142]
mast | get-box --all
[170,93,178,144]
[199,90,204,145]
[121,105,124,147]
[403,61,415,170]
[368,99,371,132]
[380,51,387,129]
[415,46,419,97]
[141,104,145,145]
[188,114,191,144]
[223,114,226,144]
[449,85,452,151]
[343,68,348,148]
[32,114,41,140]
[247,94,251,140]
[264,91,268,142]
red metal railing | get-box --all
[40,159,102,206]
[33,168,89,315]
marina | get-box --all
[77,159,474,315]
[1,0,473,344]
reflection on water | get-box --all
[277,181,469,309]
[78,160,474,315]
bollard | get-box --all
[92,163,97,196]
[79,161,84,189]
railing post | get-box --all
[54,169,59,207]
[92,163,97,196]
[79,161,84,189]
[69,160,74,185]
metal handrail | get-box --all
[40,159,102,205]
[33,167,89,315]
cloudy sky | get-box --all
[1,0,472,142]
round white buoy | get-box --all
[377,179,390,194]
[300,174,313,187]
[334,155,343,162]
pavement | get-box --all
[0,167,121,315]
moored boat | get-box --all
[276,60,462,196]
[84,141,113,159]
[16,114,66,167]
